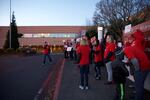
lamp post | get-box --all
[9,0,11,48]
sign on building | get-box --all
[97,27,103,42]
[124,24,131,33]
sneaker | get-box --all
[128,85,135,89]
[96,76,101,80]
[79,85,84,90]
[85,86,89,90]
[96,77,99,80]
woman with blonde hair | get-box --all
[76,37,91,90]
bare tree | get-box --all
[93,0,150,39]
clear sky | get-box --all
[0,0,100,26]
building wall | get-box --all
[19,37,74,46]
[0,26,87,48]
[0,27,8,48]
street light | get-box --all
[9,0,11,48]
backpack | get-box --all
[112,59,129,83]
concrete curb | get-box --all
[53,59,65,100]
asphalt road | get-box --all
[0,54,63,100]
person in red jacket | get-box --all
[76,37,91,90]
[131,29,145,51]
[93,39,103,80]
[124,43,150,100]
[104,35,116,85]
[42,41,52,65]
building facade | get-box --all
[0,26,87,48]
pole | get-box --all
[9,0,11,48]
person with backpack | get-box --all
[111,41,129,100]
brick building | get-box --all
[0,26,87,48]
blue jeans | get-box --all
[106,61,113,82]
[94,61,102,77]
[43,54,52,64]
[134,70,149,100]
[80,65,89,87]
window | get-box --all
[23,34,33,38]
[23,33,77,38]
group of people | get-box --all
[42,30,149,100]
[73,30,150,100]
[63,40,80,61]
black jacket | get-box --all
[111,47,129,84]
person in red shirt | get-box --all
[124,39,150,100]
[104,35,116,85]
[93,40,103,80]
[42,41,52,65]
[76,37,91,90]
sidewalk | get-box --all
[54,59,118,100]
[52,58,150,100]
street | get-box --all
[0,54,63,100]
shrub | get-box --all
[0,49,4,54]
[5,48,15,54]
[16,47,25,53]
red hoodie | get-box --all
[124,46,150,71]
[77,45,91,65]
[43,45,49,54]
[94,45,102,62]
[131,30,145,51]
[104,42,116,61]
